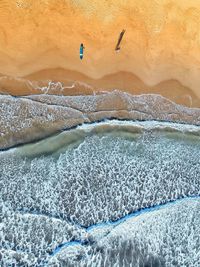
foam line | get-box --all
[50,195,200,258]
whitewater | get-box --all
[0,120,200,266]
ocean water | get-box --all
[0,120,200,266]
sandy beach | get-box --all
[1,0,200,148]
[1,2,200,266]
[0,0,200,107]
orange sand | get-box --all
[0,0,200,106]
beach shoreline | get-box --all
[0,68,199,108]
[1,91,200,151]
[0,1,200,107]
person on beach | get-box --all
[115,29,126,52]
[80,43,85,60]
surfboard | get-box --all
[80,44,84,60]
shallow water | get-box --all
[0,120,200,266]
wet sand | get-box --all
[0,68,199,108]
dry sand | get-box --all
[0,1,200,107]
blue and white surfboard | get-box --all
[80,44,84,60]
